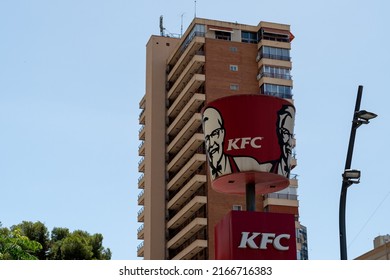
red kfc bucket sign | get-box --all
[202,94,295,194]
[214,211,297,260]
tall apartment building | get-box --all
[137,17,307,260]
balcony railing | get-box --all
[260,53,291,61]
[137,224,144,240]
[264,193,298,200]
[138,157,145,172]
[139,109,145,125]
[167,218,207,249]
[137,241,144,257]
[138,191,144,206]
[262,91,293,99]
[167,196,207,229]
[258,72,292,80]
[171,239,207,260]
[137,241,144,251]
[139,125,145,140]
[137,207,144,222]
[178,32,206,58]
[138,141,145,156]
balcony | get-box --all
[168,174,206,210]
[138,141,145,156]
[168,73,205,102]
[289,174,298,187]
[258,39,291,52]
[258,75,293,88]
[137,241,144,258]
[139,109,145,125]
[139,95,146,109]
[138,174,145,189]
[137,207,144,222]
[171,239,207,260]
[167,93,206,136]
[257,71,292,81]
[167,113,203,154]
[138,190,144,205]
[168,36,205,76]
[167,196,207,229]
[139,125,145,140]
[168,92,205,125]
[167,217,207,249]
[137,224,144,239]
[257,49,292,70]
[263,193,299,208]
[168,54,205,86]
[167,134,204,173]
[138,157,145,172]
[167,153,206,191]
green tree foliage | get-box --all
[11,221,50,260]
[0,223,42,260]
[49,229,111,260]
[0,222,111,260]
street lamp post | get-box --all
[339,85,377,260]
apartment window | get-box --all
[259,46,290,61]
[241,31,257,43]
[258,28,290,43]
[229,46,238,52]
[230,84,239,91]
[259,66,291,80]
[260,84,292,99]
[230,65,238,71]
[232,205,242,211]
[215,31,231,41]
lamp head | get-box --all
[356,110,377,121]
[343,169,361,185]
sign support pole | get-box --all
[246,183,256,211]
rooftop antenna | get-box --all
[181,13,185,37]
[159,15,165,36]
[194,0,197,18]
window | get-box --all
[179,24,206,53]
[232,205,242,211]
[258,28,290,43]
[259,66,291,80]
[260,84,292,99]
[241,31,257,43]
[259,46,290,61]
[229,46,238,52]
[230,65,238,71]
[215,31,231,41]
[230,84,239,91]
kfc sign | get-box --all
[202,94,295,195]
[238,232,290,250]
[227,137,264,151]
[215,211,297,260]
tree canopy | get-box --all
[0,221,111,260]
[0,222,42,260]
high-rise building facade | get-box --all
[137,18,307,260]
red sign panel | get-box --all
[215,211,297,260]
[202,94,295,194]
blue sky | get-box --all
[1,0,389,260]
